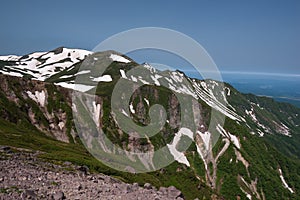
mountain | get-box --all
[0,47,299,200]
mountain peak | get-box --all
[0,47,92,81]
[50,46,65,54]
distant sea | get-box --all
[186,71,300,108]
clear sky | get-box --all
[0,0,299,74]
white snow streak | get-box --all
[120,69,127,79]
[92,75,112,82]
[55,82,95,92]
[144,98,149,106]
[109,54,131,63]
[121,109,129,117]
[279,168,294,193]
[129,103,135,114]
[197,131,211,150]
[92,101,101,127]
[76,70,90,75]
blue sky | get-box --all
[0,0,299,74]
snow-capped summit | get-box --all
[0,47,92,81]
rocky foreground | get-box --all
[0,146,184,200]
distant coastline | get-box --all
[184,70,300,108]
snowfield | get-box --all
[0,48,91,81]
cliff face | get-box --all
[0,75,74,143]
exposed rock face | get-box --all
[0,75,74,143]
[0,148,184,200]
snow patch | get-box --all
[139,78,150,85]
[216,124,241,149]
[130,75,138,82]
[55,82,95,92]
[60,74,73,79]
[129,103,135,114]
[92,101,101,127]
[120,69,127,79]
[0,55,21,61]
[0,71,23,77]
[229,133,241,149]
[245,107,257,122]
[121,109,129,117]
[144,98,149,106]
[150,74,162,86]
[76,70,90,75]
[143,63,156,73]
[109,54,131,63]
[171,71,184,83]
[167,127,194,167]
[278,123,290,136]
[92,75,112,82]
[197,131,210,150]
[26,90,46,107]
[0,48,91,81]
[257,129,265,137]
[193,80,242,121]
[225,87,231,96]
[240,187,252,200]
[58,122,65,130]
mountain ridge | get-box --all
[0,47,300,200]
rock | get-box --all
[159,187,168,195]
[0,146,12,153]
[132,182,139,190]
[167,186,182,198]
[0,146,11,152]
[107,177,121,184]
[176,167,182,172]
[0,150,184,200]
[93,180,98,183]
[77,165,89,176]
[21,189,37,199]
[52,191,65,200]
[63,161,72,166]
[127,184,134,193]
[144,182,152,190]
[159,168,166,174]
[77,184,82,191]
